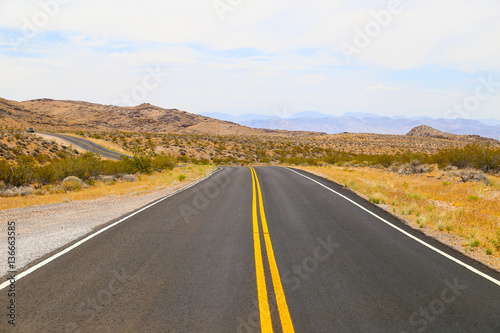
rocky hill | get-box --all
[0,97,89,131]
[1,98,319,137]
[406,125,500,146]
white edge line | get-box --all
[285,167,500,288]
[0,167,222,290]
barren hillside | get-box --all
[0,97,91,131]
[1,98,319,137]
[406,125,499,146]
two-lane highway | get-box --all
[1,166,499,332]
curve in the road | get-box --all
[41,133,131,160]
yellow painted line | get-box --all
[252,167,295,333]
[55,134,123,157]
[251,168,274,332]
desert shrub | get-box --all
[122,174,137,182]
[151,154,176,170]
[432,144,500,172]
[35,154,51,164]
[99,175,117,184]
[119,155,152,174]
[0,157,37,187]
[0,188,18,197]
[457,169,490,185]
[103,154,177,176]
[323,152,354,165]
[53,152,104,181]
[397,152,430,165]
[192,158,210,165]
[26,153,103,185]
[373,154,395,167]
[36,163,59,184]
[61,176,83,191]
[397,161,431,175]
[0,160,11,184]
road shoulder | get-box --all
[0,169,216,279]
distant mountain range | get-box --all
[200,112,500,140]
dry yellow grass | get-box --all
[0,165,216,211]
[299,165,500,269]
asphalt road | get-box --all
[41,133,131,160]
[1,166,500,332]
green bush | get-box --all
[151,154,176,170]
[373,154,395,167]
[0,157,37,187]
[121,155,152,174]
[62,176,83,191]
[432,144,500,172]
[44,152,102,182]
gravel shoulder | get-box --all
[0,178,205,278]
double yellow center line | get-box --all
[250,167,295,333]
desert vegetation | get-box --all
[26,129,494,166]
[0,165,215,211]
[1,124,499,266]
[0,128,78,161]
[0,148,177,197]
[2,127,499,194]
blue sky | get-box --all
[1,0,499,120]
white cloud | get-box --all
[296,73,327,84]
[0,0,499,119]
[365,84,401,91]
